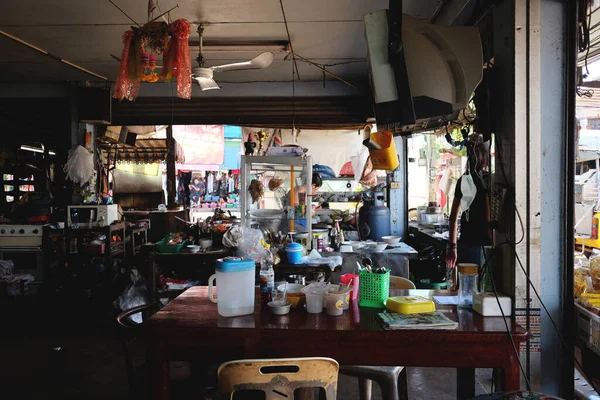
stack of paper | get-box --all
[377,311,458,330]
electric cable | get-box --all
[495,241,600,396]
[481,246,532,391]
[279,0,300,80]
[492,120,525,245]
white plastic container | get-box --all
[208,257,256,317]
[325,291,345,316]
[305,292,324,313]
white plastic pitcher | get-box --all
[208,257,256,317]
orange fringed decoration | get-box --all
[113,30,141,101]
[113,19,192,101]
[162,19,192,99]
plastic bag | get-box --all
[114,269,149,324]
[359,157,377,187]
[351,146,369,183]
[235,228,264,262]
[590,253,600,292]
[575,266,593,297]
[223,225,244,247]
[63,145,94,185]
[575,252,590,268]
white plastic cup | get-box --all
[305,292,324,314]
[342,291,351,310]
[325,292,345,316]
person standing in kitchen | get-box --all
[284,172,323,208]
[446,134,491,273]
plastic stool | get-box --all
[340,365,408,400]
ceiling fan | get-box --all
[192,25,274,91]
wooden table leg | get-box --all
[504,353,522,392]
[148,340,170,400]
[456,368,475,400]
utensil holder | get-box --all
[358,269,390,308]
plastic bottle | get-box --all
[71,208,79,229]
[458,263,478,308]
[329,221,340,251]
[259,239,275,303]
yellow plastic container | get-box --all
[369,131,399,170]
[385,296,436,314]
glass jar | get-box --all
[457,263,479,309]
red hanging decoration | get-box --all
[113,18,191,101]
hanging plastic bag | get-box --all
[350,146,370,183]
[63,145,94,185]
[359,157,377,187]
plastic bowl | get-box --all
[341,241,361,250]
[374,242,388,252]
[268,301,292,315]
[277,283,306,308]
[199,239,213,250]
[187,245,201,253]
[381,236,402,244]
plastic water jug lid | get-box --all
[216,257,255,272]
[286,242,303,251]
[458,263,478,275]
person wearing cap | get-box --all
[446,134,492,269]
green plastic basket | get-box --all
[358,270,390,308]
[156,238,189,253]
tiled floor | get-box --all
[0,292,495,400]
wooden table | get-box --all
[147,249,234,300]
[146,287,528,400]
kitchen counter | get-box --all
[319,242,417,282]
[408,221,450,250]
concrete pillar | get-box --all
[493,0,572,396]
[390,136,407,239]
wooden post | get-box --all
[166,125,176,208]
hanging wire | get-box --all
[279,0,300,80]
[292,57,297,141]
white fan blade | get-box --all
[211,52,274,73]
[193,76,221,91]
[192,67,221,91]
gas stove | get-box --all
[0,224,44,247]
[0,225,43,236]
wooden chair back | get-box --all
[389,276,416,290]
[218,357,339,400]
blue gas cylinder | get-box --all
[367,192,391,241]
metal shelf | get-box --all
[243,155,308,167]
[241,155,312,239]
